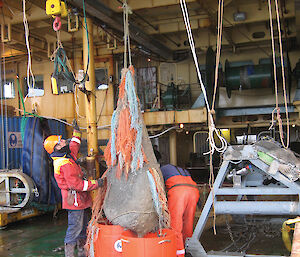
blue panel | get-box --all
[22,117,64,205]
[48,119,67,138]
[0,116,24,170]
[0,116,65,204]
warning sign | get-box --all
[8,132,22,148]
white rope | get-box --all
[74,85,85,119]
[22,0,35,99]
[149,126,178,139]
[212,0,224,111]
[123,1,132,68]
[180,0,227,155]
[267,0,290,149]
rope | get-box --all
[179,0,227,156]
[267,0,290,149]
[123,1,132,68]
[74,85,85,119]
[180,0,228,236]
[149,126,178,139]
[22,0,35,99]
[209,144,216,235]
[16,75,29,141]
[50,0,91,119]
[211,0,224,112]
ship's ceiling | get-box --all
[0,0,298,61]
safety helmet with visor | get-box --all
[44,135,62,154]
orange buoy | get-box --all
[94,224,132,257]
[121,228,177,257]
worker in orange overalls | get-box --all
[160,164,199,257]
[44,119,104,257]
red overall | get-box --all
[51,131,99,210]
[161,165,199,257]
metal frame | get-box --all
[0,170,36,212]
[186,145,300,257]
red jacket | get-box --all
[51,131,99,210]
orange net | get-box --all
[86,66,169,256]
[104,66,146,178]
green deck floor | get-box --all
[0,212,291,257]
[0,212,67,257]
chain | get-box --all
[225,216,239,250]
[223,216,281,252]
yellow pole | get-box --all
[169,130,177,165]
[107,56,114,115]
[82,17,99,179]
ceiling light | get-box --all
[233,12,246,22]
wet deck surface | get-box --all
[0,212,67,257]
[0,211,291,257]
[201,216,290,256]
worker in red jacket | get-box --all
[44,120,104,257]
[160,164,199,257]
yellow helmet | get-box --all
[44,135,61,154]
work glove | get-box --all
[72,118,80,131]
[97,178,105,187]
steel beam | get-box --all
[215,187,297,195]
[215,201,300,215]
[71,0,173,60]
[217,105,295,117]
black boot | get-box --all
[64,243,76,257]
[77,238,86,257]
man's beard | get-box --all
[57,143,71,154]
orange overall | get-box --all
[161,165,199,257]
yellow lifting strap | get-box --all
[282,217,300,252]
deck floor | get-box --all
[0,211,291,257]
[0,212,67,257]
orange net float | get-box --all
[121,228,177,257]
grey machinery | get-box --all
[186,138,300,257]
